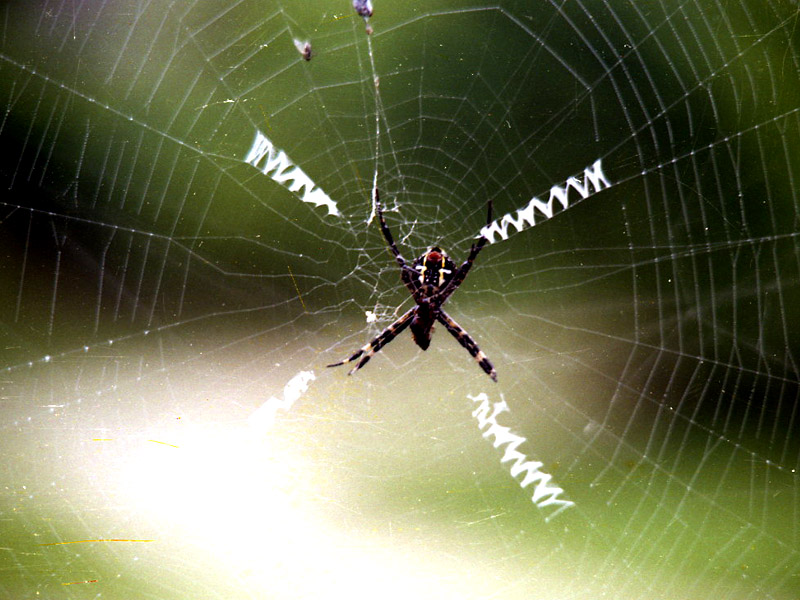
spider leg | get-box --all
[375,189,418,296]
[327,307,415,375]
[435,199,493,304]
[436,310,497,382]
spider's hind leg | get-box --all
[327,308,415,375]
[436,310,497,382]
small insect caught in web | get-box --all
[293,39,312,61]
[353,0,373,18]
[353,0,374,34]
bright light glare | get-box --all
[121,426,302,545]
[117,424,500,599]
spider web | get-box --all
[1,0,799,598]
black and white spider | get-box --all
[328,190,497,381]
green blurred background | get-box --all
[1,1,798,598]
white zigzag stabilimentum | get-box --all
[245,130,339,216]
[480,159,611,243]
[470,393,574,521]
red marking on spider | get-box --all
[426,250,442,263]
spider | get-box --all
[328,190,497,381]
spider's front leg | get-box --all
[436,199,493,304]
[327,307,415,375]
[375,189,419,296]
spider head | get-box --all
[414,246,456,290]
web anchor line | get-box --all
[244,130,339,216]
[470,393,575,522]
[480,159,611,244]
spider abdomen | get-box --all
[410,305,436,350]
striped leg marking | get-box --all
[437,311,497,382]
[327,308,415,375]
